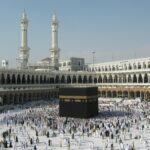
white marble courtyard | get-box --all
[0,98,149,150]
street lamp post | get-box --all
[92,51,95,71]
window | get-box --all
[68,62,71,65]
[63,62,66,66]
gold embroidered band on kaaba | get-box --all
[59,95,98,100]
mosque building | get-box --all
[0,11,150,105]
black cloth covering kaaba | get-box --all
[59,87,98,118]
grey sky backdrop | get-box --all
[0,0,150,67]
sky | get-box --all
[0,0,150,67]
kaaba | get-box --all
[59,87,98,118]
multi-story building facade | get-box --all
[59,57,85,71]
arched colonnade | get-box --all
[88,61,150,72]
[0,89,58,105]
[0,73,150,85]
[99,89,150,100]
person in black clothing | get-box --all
[3,140,7,148]
[15,136,18,142]
[111,143,114,150]
[36,130,38,136]
[46,131,50,138]
[48,139,51,146]
[34,145,37,150]
[9,141,13,148]
[30,138,33,145]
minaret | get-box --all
[50,14,60,70]
[18,11,30,69]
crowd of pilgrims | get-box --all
[0,99,149,150]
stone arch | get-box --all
[88,76,92,83]
[3,95,8,105]
[28,93,32,101]
[128,64,132,70]
[6,74,11,84]
[27,75,31,84]
[1,73,5,84]
[143,63,147,69]
[17,74,21,84]
[133,64,137,69]
[138,63,141,69]
[23,93,27,102]
[102,91,106,97]
[98,75,102,83]
[103,75,107,83]
[36,75,39,84]
[94,77,97,83]
[40,75,43,84]
[72,75,77,83]
[129,91,135,98]
[50,78,54,84]
[0,96,3,105]
[112,66,115,71]
[108,75,113,83]
[47,77,50,84]
[87,68,90,72]
[144,74,148,83]
[31,75,34,84]
[108,66,111,71]
[98,67,101,72]
[148,62,150,68]
[67,75,71,83]
[112,91,117,97]
[114,75,118,83]
[61,75,65,83]
[12,74,16,84]
[116,65,119,70]
[43,76,46,84]
[83,76,87,83]
[14,94,19,104]
[22,74,26,84]
[133,74,137,83]
[123,74,127,83]
[118,91,122,97]
[140,92,144,99]
[138,74,143,83]
[119,76,122,83]
[128,74,132,83]
[55,75,59,84]
[9,94,14,104]
[18,94,22,104]
[123,91,128,98]
[136,91,140,97]
[107,91,111,97]
[124,64,127,70]
[91,67,93,72]
[78,75,82,83]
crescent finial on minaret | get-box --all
[22,9,28,20]
[52,11,58,23]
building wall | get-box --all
[59,57,85,71]
[87,57,150,72]
[1,57,150,105]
